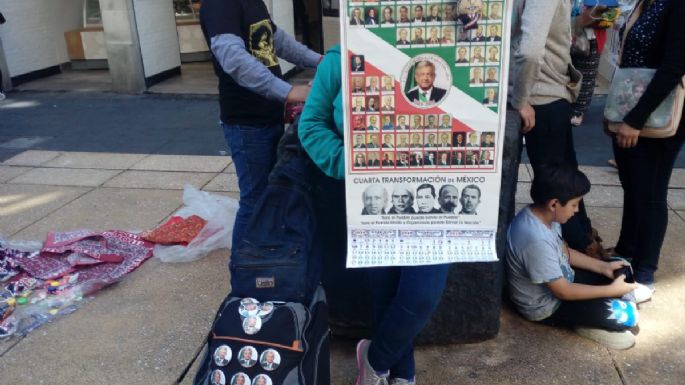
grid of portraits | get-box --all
[350,123,497,170]
[348,0,504,107]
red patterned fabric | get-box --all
[141,215,207,245]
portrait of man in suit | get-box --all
[260,350,281,371]
[460,184,482,214]
[397,28,410,45]
[361,184,387,215]
[367,152,381,167]
[481,150,494,165]
[438,184,459,213]
[439,114,452,129]
[416,184,441,213]
[353,134,366,149]
[351,55,365,72]
[381,6,395,24]
[350,7,364,25]
[381,116,395,131]
[487,24,501,42]
[483,88,498,106]
[405,60,447,106]
[456,47,470,64]
[396,115,409,130]
[382,134,394,148]
[238,347,257,368]
[366,133,380,148]
[398,6,410,23]
[366,76,380,93]
[352,76,364,94]
[381,95,395,111]
[365,7,378,25]
[438,133,451,147]
[389,185,415,214]
[382,153,395,167]
[411,27,425,44]
[214,346,231,366]
[382,75,395,92]
[452,151,465,165]
[412,5,425,23]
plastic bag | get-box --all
[153,185,239,263]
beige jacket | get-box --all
[509,0,582,109]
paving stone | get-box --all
[0,184,90,237]
[517,164,531,182]
[667,189,685,210]
[103,170,216,190]
[1,150,62,166]
[579,165,621,186]
[0,166,31,183]
[669,169,685,188]
[584,185,624,208]
[131,155,229,173]
[44,152,148,169]
[8,167,121,187]
[12,188,182,240]
[203,173,239,192]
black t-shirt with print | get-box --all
[200,0,284,125]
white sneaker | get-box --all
[390,378,416,385]
[574,327,635,350]
[356,339,389,385]
[622,283,654,304]
[0,92,5,101]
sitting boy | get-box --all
[506,165,645,349]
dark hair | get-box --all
[530,164,590,206]
[417,183,436,198]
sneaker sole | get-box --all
[575,328,635,350]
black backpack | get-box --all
[191,287,330,385]
[229,116,326,303]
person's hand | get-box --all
[286,85,311,103]
[616,122,640,148]
[603,259,630,279]
[576,5,608,28]
[610,274,639,296]
[519,103,535,134]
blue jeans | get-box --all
[222,123,284,250]
[367,264,450,379]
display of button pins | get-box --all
[253,373,273,385]
[242,315,262,335]
[257,302,274,317]
[239,298,260,317]
[213,344,232,367]
[230,372,251,385]
[210,369,226,385]
[237,346,258,368]
[259,349,281,371]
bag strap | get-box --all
[618,0,647,66]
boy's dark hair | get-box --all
[530,164,590,206]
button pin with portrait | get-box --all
[242,315,262,335]
[239,298,260,317]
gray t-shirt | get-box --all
[505,206,575,321]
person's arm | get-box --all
[568,247,629,278]
[273,27,322,69]
[523,239,636,301]
[510,0,560,130]
[211,34,293,102]
[546,274,637,301]
[623,1,685,130]
[298,48,345,179]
